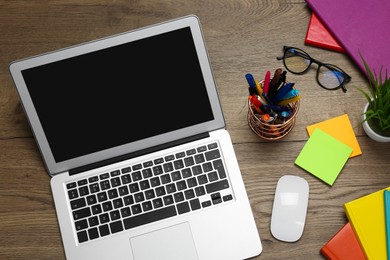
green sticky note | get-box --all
[295,128,353,186]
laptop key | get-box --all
[207,143,218,150]
[99,224,110,237]
[213,159,226,179]
[123,205,177,229]
[88,227,99,240]
[77,230,88,243]
[177,201,190,214]
[70,197,86,210]
[110,220,124,234]
[73,207,91,220]
[99,213,110,224]
[190,198,201,210]
[173,159,184,170]
[68,189,79,199]
[205,149,220,161]
[205,179,229,194]
[202,162,213,172]
[67,182,76,190]
[89,183,100,193]
[75,219,88,231]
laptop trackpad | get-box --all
[130,222,199,260]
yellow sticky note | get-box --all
[306,114,362,158]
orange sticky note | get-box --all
[306,114,362,158]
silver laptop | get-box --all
[9,15,262,260]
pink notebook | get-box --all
[305,0,390,77]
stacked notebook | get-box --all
[305,13,344,53]
[321,187,390,260]
[304,0,390,76]
[320,222,365,260]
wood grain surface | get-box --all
[1,0,389,259]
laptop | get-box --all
[9,15,262,260]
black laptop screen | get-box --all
[21,27,214,163]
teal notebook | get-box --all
[384,190,390,259]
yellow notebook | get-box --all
[344,187,390,260]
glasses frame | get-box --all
[277,46,351,92]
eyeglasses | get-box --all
[277,46,351,92]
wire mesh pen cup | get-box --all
[247,97,300,141]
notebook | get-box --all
[304,13,344,53]
[305,0,390,76]
[9,15,262,260]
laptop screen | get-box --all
[21,27,214,163]
[10,16,225,175]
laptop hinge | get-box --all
[69,132,210,176]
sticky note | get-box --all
[295,128,353,186]
[306,114,361,158]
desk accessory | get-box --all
[306,114,362,158]
[344,187,390,260]
[356,56,390,142]
[320,222,365,260]
[245,70,300,140]
[270,175,309,243]
[305,13,344,53]
[294,128,352,186]
[277,46,350,92]
[305,0,390,77]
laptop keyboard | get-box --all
[66,142,233,243]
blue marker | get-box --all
[273,82,295,102]
[273,89,299,103]
[245,74,257,95]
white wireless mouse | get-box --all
[270,175,309,242]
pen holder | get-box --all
[247,84,300,141]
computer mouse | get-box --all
[270,175,309,242]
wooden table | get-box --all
[1,1,389,259]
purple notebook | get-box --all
[305,0,390,77]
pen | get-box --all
[276,70,287,90]
[268,68,282,99]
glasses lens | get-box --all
[284,48,311,73]
[317,65,346,89]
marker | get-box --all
[276,95,301,106]
[250,95,264,114]
[272,89,299,103]
[262,92,273,105]
[263,70,271,94]
[255,80,263,97]
[276,71,287,90]
[245,74,257,95]
[268,68,282,99]
[273,82,294,102]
